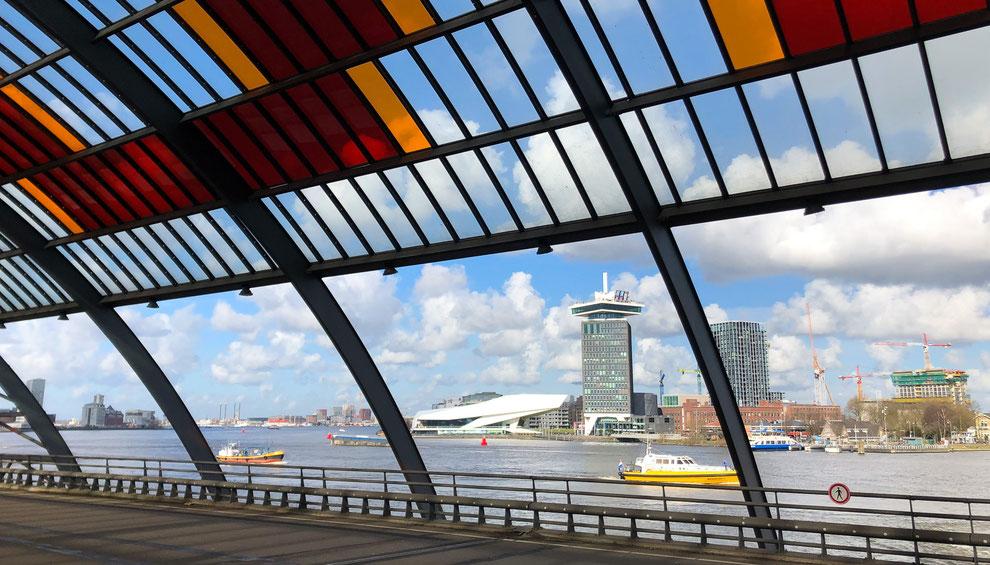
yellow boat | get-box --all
[619,446,738,485]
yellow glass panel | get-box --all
[0,85,85,152]
[381,0,434,34]
[347,63,430,153]
[173,0,268,90]
[17,179,82,234]
[707,0,784,69]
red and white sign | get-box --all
[828,483,851,504]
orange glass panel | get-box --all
[0,85,85,152]
[707,0,784,69]
[174,0,268,90]
[346,63,430,153]
[381,0,435,34]
[17,178,83,234]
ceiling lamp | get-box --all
[238,286,253,297]
[57,312,69,321]
[147,300,159,309]
[536,240,553,255]
[382,265,398,276]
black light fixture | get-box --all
[147,299,159,309]
[536,240,553,255]
[804,201,825,216]
[382,265,398,276]
[238,286,253,297]
[57,312,69,321]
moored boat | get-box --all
[749,435,802,451]
[619,444,738,485]
[216,442,284,464]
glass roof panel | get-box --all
[326,180,395,253]
[353,174,421,248]
[167,218,226,279]
[297,186,367,259]
[586,0,675,93]
[208,209,270,272]
[273,192,341,263]
[742,76,825,186]
[147,10,241,100]
[114,230,171,287]
[119,23,214,108]
[494,10,577,116]
[65,0,104,28]
[427,0,474,20]
[2,257,46,305]
[109,34,189,111]
[0,0,60,67]
[926,27,990,158]
[0,230,14,252]
[798,61,882,177]
[0,259,38,306]
[131,226,190,285]
[381,50,463,144]
[414,38,500,135]
[263,195,320,264]
[67,241,124,294]
[14,254,66,303]
[97,234,153,290]
[383,167,454,244]
[618,111,676,205]
[0,183,67,238]
[555,123,630,215]
[56,57,144,131]
[707,0,784,70]
[187,213,248,275]
[859,46,944,167]
[516,132,592,222]
[480,143,552,228]
[643,0,726,82]
[56,245,103,294]
[412,160,484,238]
[445,152,516,233]
[83,238,140,292]
[561,0,627,99]
[148,222,208,281]
[691,89,771,194]
[641,101,719,201]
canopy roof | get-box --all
[1,0,989,322]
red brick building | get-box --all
[668,400,841,433]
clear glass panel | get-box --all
[494,10,577,115]
[428,0,474,20]
[109,35,189,111]
[0,184,68,238]
[272,192,339,262]
[188,214,247,275]
[149,11,240,99]
[148,223,208,281]
[412,160,484,238]
[262,197,319,263]
[516,132,591,222]
[120,24,213,107]
[645,0,726,82]
[83,239,138,292]
[445,152,515,233]
[480,143,552,228]
[353,174,421,248]
[57,57,144,131]
[382,50,462,144]
[37,65,125,139]
[742,76,825,186]
[0,0,59,55]
[17,75,103,144]
[554,123,630,215]
[166,219,227,278]
[926,28,990,158]
[619,111,676,205]
[115,231,171,287]
[326,180,394,253]
[383,167,454,243]
[587,0,674,93]
[4,258,47,304]
[99,234,153,289]
[14,255,65,303]
[0,261,36,305]
[65,0,106,28]
[452,24,541,126]
[641,101,720,201]
[132,226,192,284]
[561,0,627,99]
[799,61,882,177]
[209,210,271,271]
[860,46,943,167]
[691,89,771,194]
[415,38,499,134]
[299,185,368,258]
[68,242,123,294]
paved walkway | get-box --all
[0,491,819,564]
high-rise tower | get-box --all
[710,321,770,407]
[571,273,643,435]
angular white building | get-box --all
[411,394,569,435]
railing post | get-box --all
[910,498,920,564]
[970,502,978,565]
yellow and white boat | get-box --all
[619,445,738,485]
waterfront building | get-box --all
[674,400,841,434]
[891,369,970,404]
[571,273,643,435]
[315,409,328,422]
[331,406,343,417]
[709,321,770,407]
[821,419,882,443]
[104,405,123,427]
[81,394,106,428]
[358,408,372,421]
[25,379,44,406]
[768,391,785,402]
[975,413,990,442]
[431,392,502,410]
[412,394,570,435]
[124,409,156,428]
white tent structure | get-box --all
[412,394,569,435]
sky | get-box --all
[0,1,989,422]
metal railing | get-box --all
[1,452,988,564]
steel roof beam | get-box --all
[526,0,777,547]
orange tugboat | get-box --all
[216,442,284,464]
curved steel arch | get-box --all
[13,0,435,495]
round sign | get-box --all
[828,483,851,504]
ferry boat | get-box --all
[216,442,284,464]
[749,435,802,451]
[619,444,738,485]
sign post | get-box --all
[828,483,851,504]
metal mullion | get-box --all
[224,106,292,184]
[734,85,778,190]
[295,189,348,259]
[4,257,51,305]
[203,211,254,273]
[276,92,346,171]
[0,14,46,59]
[338,70,408,155]
[108,232,159,289]
[61,243,113,296]
[376,171,429,246]
[408,46,473,139]
[223,212,276,270]
[347,178,401,250]
[137,19,220,102]
[143,226,195,283]
[162,221,214,281]
[374,59,438,147]
[14,255,65,303]
[238,0,304,74]
[420,0,443,22]
[324,1,370,51]
[114,28,197,110]
[480,10,548,120]
[164,9,248,92]
[180,216,235,278]
[92,235,144,291]
[321,183,375,255]
[192,114,268,191]
[70,156,143,221]
[78,240,128,294]
[833,0,854,44]
[25,255,70,303]
[472,147,523,230]
[0,50,68,90]
[0,262,32,309]
[29,69,111,141]
[269,195,325,261]
[438,156,490,236]
[406,165,459,241]
[916,42,951,161]
[160,121,237,202]
[634,108,681,206]
[850,57,888,172]
[682,96,730,198]
[372,0,405,38]
[638,0,682,86]
[251,99,318,177]
[698,0,735,72]
[94,0,185,41]
[447,34,509,129]
[120,230,176,287]
[279,0,337,64]
[546,129,596,218]
[763,0,791,59]
[1,188,59,239]
[790,74,832,182]
[508,138,559,225]
[50,60,130,134]
[89,152,160,216]
[578,0,633,95]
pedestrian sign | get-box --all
[828,483,851,504]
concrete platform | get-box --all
[0,490,829,564]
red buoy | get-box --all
[241,429,245,433]
[327,433,333,440]
[481,437,487,446]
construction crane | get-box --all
[659,371,665,399]
[678,369,705,395]
[874,333,950,371]
[837,365,892,401]
[807,303,834,405]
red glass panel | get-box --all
[31,173,100,230]
[83,156,153,218]
[203,0,295,79]
[259,94,338,175]
[208,112,285,187]
[0,153,14,175]
[286,84,366,167]
[0,134,33,170]
[65,161,135,222]
[316,74,397,160]
[246,0,328,70]
[915,0,985,23]
[289,0,360,58]
[140,136,213,204]
[0,98,66,159]
[102,149,172,214]
[121,142,194,208]
[772,0,845,55]
[193,120,259,190]
[0,119,47,164]
[336,1,397,46]
[48,167,118,226]
[233,103,311,180]
[840,0,912,41]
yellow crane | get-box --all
[678,369,705,395]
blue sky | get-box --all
[1,1,989,421]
